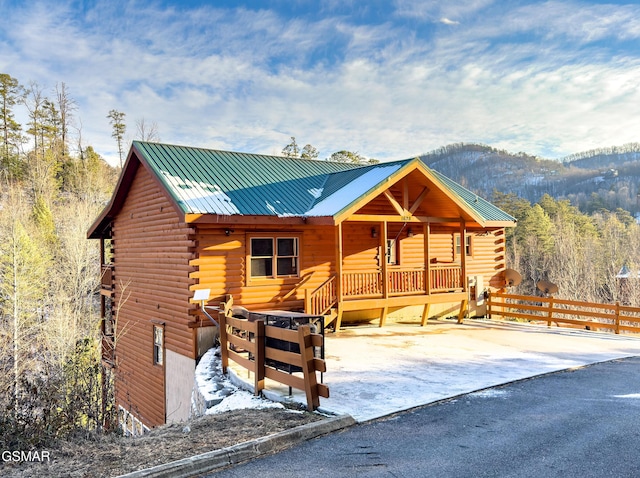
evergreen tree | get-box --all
[0,73,25,179]
[107,109,126,167]
[281,136,300,158]
[300,143,318,160]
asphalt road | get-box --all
[208,357,640,477]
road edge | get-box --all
[116,414,356,478]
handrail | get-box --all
[305,276,337,315]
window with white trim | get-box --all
[455,234,473,257]
[250,236,299,278]
[386,239,398,265]
[153,325,164,366]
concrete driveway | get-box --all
[255,318,640,421]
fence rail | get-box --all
[218,301,329,411]
[488,292,640,334]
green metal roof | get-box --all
[122,141,515,224]
[134,141,358,217]
[428,168,517,223]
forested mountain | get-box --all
[2,69,640,451]
[419,143,640,214]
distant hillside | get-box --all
[419,143,640,214]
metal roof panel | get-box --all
[130,142,515,224]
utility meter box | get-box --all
[467,275,486,316]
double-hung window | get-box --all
[250,236,299,279]
[153,324,164,366]
[386,239,398,265]
[455,234,473,258]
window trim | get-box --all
[246,233,301,285]
[152,323,164,366]
[386,238,398,265]
[454,233,473,259]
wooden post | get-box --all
[100,238,106,319]
[381,220,388,300]
[546,296,554,327]
[254,319,265,395]
[458,299,468,324]
[421,303,431,327]
[424,222,430,294]
[335,304,344,332]
[335,223,344,331]
[380,306,389,327]
[615,301,620,334]
[460,220,467,290]
[305,288,311,315]
[298,325,321,411]
[403,178,409,211]
[218,310,229,373]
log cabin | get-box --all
[88,140,516,430]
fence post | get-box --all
[615,301,621,334]
[547,296,554,327]
[218,309,229,373]
[487,291,492,319]
[297,324,321,411]
[254,319,265,395]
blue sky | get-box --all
[1,0,640,165]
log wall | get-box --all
[192,222,508,314]
[191,224,337,310]
[112,164,196,428]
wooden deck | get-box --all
[305,265,467,329]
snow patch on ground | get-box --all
[206,391,284,415]
[192,320,640,423]
[192,347,284,416]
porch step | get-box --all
[323,308,338,330]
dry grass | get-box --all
[2,408,323,477]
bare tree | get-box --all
[55,82,77,158]
[135,118,160,142]
[23,81,46,160]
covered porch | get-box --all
[305,217,471,330]
[300,162,506,330]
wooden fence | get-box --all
[488,291,640,334]
[218,302,329,411]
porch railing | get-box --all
[342,271,383,297]
[306,265,464,313]
[305,276,337,316]
[430,264,463,292]
[388,268,426,295]
[341,265,463,298]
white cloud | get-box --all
[1,0,640,165]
